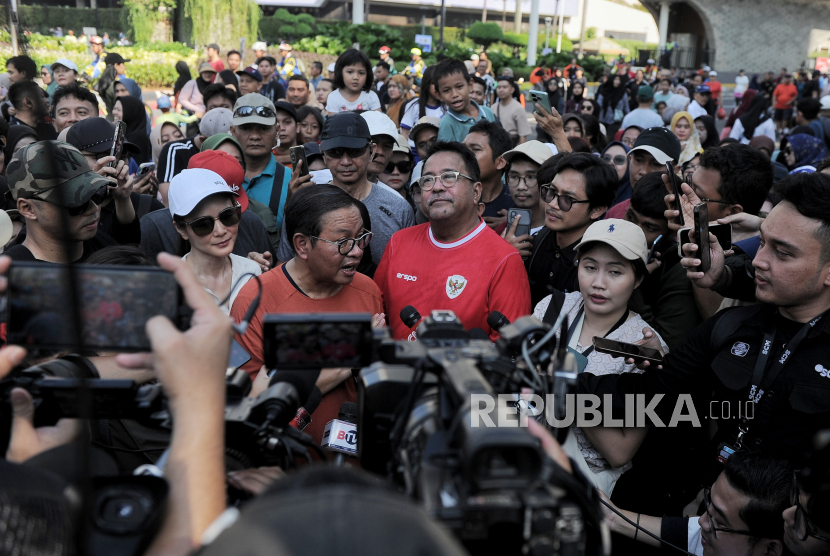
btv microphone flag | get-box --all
[321,402,358,456]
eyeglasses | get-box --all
[410,184,422,200]
[308,231,373,255]
[506,173,538,188]
[323,144,370,160]
[791,472,830,544]
[233,106,276,119]
[581,104,593,112]
[621,137,637,147]
[601,154,627,166]
[33,186,108,217]
[383,160,413,174]
[686,177,731,205]
[703,487,757,539]
[176,205,242,237]
[417,171,473,192]
[540,184,590,212]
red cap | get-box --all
[187,150,249,212]
[379,45,391,53]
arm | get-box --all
[599,491,662,547]
[177,81,199,113]
[581,426,648,469]
[533,104,571,153]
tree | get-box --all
[180,0,259,49]
[466,22,504,51]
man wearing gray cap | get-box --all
[156,107,233,205]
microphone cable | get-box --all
[598,499,696,556]
[216,272,263,336]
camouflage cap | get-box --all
[7,141,112,208]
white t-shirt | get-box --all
[729,118,776,144]
[734,75,750,95]
[400,98,446,131]
[687,100,708,119]
[182,253,262,315]
[325,89,381,113]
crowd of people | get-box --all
[0,31,830,556]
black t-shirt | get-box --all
[99,192,165,245]
[157,138,199,183]
[802,79,821,98]
[4,230,119,262]
[526,229,580,308]
[482,183,515,218]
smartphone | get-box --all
[138,162,156,177]
[693,203,711,272]
[6,263,189,352]
[529,90,552,115]
[666,161,683,226]
[109,120,127,168]
[289,145,309,177]
[647,234,662,264]
[678,223,732,256]
[262,313,374,370]
[592,337,663,364]
[507,208,532,238]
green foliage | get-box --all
[124,0,175,44]
[502,32,527,47]
[586,27,597,39]
[294,35,348,56]
[182,0,259,49]
[466,22,504,50]
[17,6,126,37]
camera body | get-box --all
[360,311,586,555]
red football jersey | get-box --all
[375,220,532,341]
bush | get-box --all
[17,6,126,37]
[466,22,504,50]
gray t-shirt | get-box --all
[621,108,664,131]
[140,208,272,260]
[276,182,415,263]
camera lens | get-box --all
[94,486,154,533]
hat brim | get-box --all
[320,136,371,151]
[84,139,141,156]
[38,172,112,208]
[502,149,548,166]
[236,70,262,81]
[629,145,673,165]
[232,115,275,127]
[51,62,78,72]
[575,238,646,265]
[170,188,239,218]
[409,123,438,140]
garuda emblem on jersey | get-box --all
[446,275,467,299]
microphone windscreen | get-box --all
[268,369,320,406]
[487,311,510,331]
[304,385,323,414]
[400,305,421,328]
[338,401,359,423]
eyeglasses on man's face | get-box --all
[309,230,373,255]
[702,487,757,540]
[417,171,473,192]
[791,472,830,544]
[539,183,590,212]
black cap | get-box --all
[302,141,323,163]
[207,43,220,51]
[629,127,681,165]
[320,112,372,151]
[104,53,130,65]
[66,117,141,156]
[273,101,297,121]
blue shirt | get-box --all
[437,101,495,142]
[242,154,292,227]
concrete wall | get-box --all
[644,0,830,73]
[566,0,660,43]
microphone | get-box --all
[321,401,358,466]
[400,305,421,328]
[289,385,322,431]
[252,369,320,429]
[487,311,511,332]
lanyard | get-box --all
[567,305,630,357]
[747,310,826,404]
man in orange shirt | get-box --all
[231,185,384,448]
[773,73,798,136]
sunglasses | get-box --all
[383,160,413,174]
[176,205,242,237]
[233,106,275,118]
[323,144,370,160]
[601,154,627,166]
[539,184,590,212]
[33,186,108,217]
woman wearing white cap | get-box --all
[532,218,668,495]
[169,168,261,315]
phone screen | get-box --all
[263,313,374,370]
[7,263,180,351]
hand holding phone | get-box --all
[289,145,309,177]
[109,121,126,169]
[665,162,684,227]
[529,91,553,115]
[692,203,711,272]
[592,337,663,364]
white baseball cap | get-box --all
[252,41,267,51]
[575,219,648,265]
[327,62,336,72]
[502,140,554,166]
[168,168,238,217]
[361,111,398,141]
[709,70,718,77]
[51,58,79,73]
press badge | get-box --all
[717,442,736,464]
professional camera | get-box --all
[358,310,605,556]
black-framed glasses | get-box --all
[685,177,731,205]
[791,472,830,544]
[506,173,538,188]
[323,144,370,160]
[33,186,108,217]
[383,160,413,174]
[417,171,473,191]
[233,106,276,119]
[702,487,757,539]
[309,230,373,255]
[176,204,242,237]
[601,154,627,166]
[539,184,590,212]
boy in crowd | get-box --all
[470,76,489,108]
[435,59,495,142]
[462,120,512,223]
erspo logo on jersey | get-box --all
[396,273,417,282]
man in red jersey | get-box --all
[375,141,531,340]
